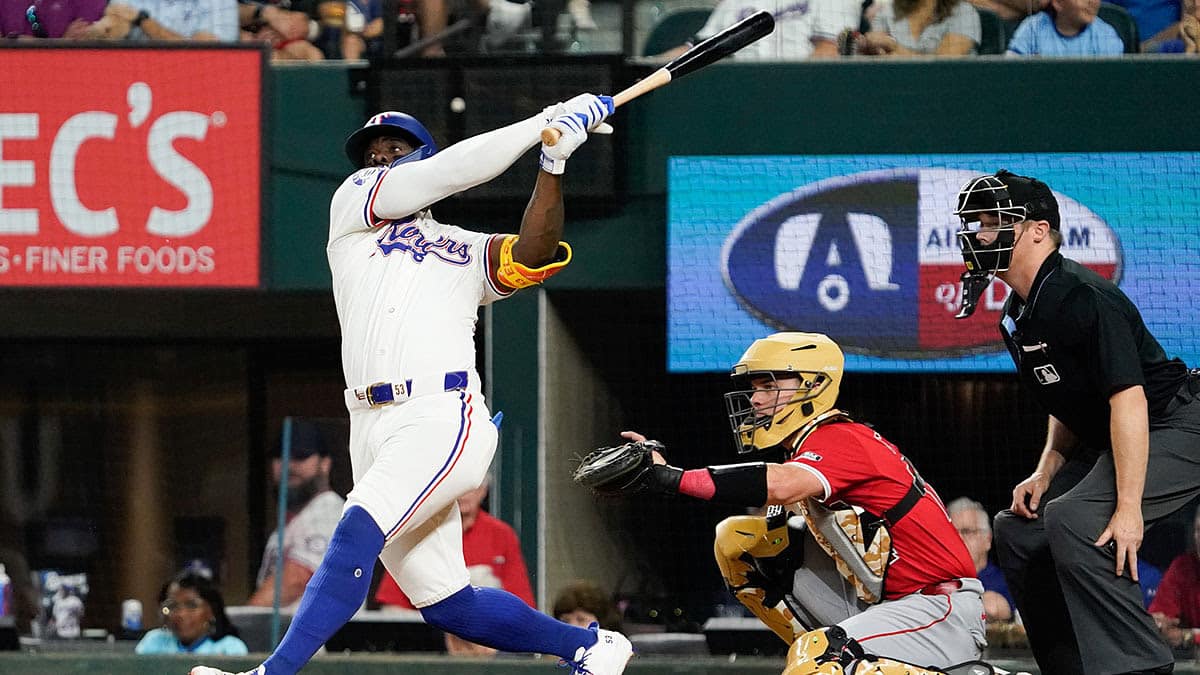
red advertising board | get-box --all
[0,47,262,287]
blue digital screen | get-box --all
[668,153,1200,373]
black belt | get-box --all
[1164,369,1200,417]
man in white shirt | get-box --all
[247,422,345,610]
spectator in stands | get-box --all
[1184,0,1199,49]
[1,0,105,38]
[1006,0,1125,55]
[855,0,982,54]
[966,0,1046,24]
[1149,504,1200,650]
[375,473,534,611]
[339,0,388,59]
[656,0,863,60]
[238,0,325,60]
[135,571,248,655]
[553,579,623,632]
[85,0,240,41]
[947,497,1015,623]
[339,0,537,59]
[1107,0,1181,51]
[247,422,345,609]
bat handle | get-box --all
[540,69,671,146]
[541,126,563,146]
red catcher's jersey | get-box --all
[786,421,976,599]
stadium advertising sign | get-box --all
[0,48,262,287]
[668,154,1200,372]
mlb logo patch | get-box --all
[1034,364,1061,385]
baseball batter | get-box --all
[598,333,989,675]
[191,93,635,675]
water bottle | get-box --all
[0,563,11,617]
[121,599,143,634]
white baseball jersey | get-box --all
[698,0,862,60]
[328,168,512,389]
[257,490,346,605]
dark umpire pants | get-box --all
[994,376,1200,675]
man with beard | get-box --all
[248,422,345,609]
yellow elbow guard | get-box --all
[496,235,572,290]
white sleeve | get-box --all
[328,168,388,243]
[811,0,863,41]
[369,115,545,222]
[943,1,981,44]
[480,233,517,304]
[207,0,240,41]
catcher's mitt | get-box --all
[573,440,675,496]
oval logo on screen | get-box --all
[720,167,1121,357]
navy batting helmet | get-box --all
[344,112,438,169]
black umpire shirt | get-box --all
[999,251,1189,453]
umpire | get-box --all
[953,170,1200,675]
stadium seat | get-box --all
[642,7,713,56]
[975,7,1009,54]
[1097,1,1140,53]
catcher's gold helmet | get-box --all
[724,332,844,453]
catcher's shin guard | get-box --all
[781,626,865,675]
[781,627,953,675]
[714,515,806,643]
[844,658,948,675]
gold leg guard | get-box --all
[846,657,947,675]
[714,515,805,643]
[781,627,862,675]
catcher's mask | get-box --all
[344,111,439,169]
[724,332,844,454]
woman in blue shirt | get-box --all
[135,571,248,655]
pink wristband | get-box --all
[679,469,715,500]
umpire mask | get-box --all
[952,173,1026,318]
[724,333,844,454]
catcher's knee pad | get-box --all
[782,626,866,675]
[714,515,804,643]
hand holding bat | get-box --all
[541,10,775,146]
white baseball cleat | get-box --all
[567,623,634,674]
[189,666,265,675]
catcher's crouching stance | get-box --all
[576,333,997,675]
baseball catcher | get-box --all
[576,332,1001,675]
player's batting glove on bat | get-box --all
[538,94,614,175]
[572,440,683,497]
[559,93,615,131]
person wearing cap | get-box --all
[953,170,1200,675]
[247,422,345,609]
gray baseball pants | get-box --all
[789,530,987,669]
[993,378,1200,675]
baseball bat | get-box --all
[540,10,775,146]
